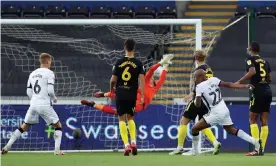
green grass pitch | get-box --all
[2,152,276,166]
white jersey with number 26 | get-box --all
[196,77,225,110]
[27,68,55,106]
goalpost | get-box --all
[1,18,214,153]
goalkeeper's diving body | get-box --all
[170,50,221,156]
[81,54,174,115]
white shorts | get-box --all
[203,103,233,126]
[24,106,59,125]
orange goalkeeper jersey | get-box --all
[135,63,167,112]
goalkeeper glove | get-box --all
[159,54,174,65]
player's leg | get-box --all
[169,101,195,155]
[249,96,260,140]
[51,121,64,155]
[223,125,262,156]
[260,112,269,154]
[221,111,262,156]
[81,100,118,115]
[126,100,137,155]
[198,106,221,154]
[116,100,132,156]
[191,118,211,155]
[2,107,37,154]
[39,106,64,155]
[259,95,271,155]
[169,116,191,155]
[2,123,31,154]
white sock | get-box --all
[131,140,136,144]
[192,135,199,153]
[124,144,130,148]
[177,146,183,150]
[6,129,22,149]
[213,140,219,147]
[54,130,62,151]
[237,129,256,145]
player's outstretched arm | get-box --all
[139,74,146,104]
[219,81,253,89]
[155,67,167,90]
[145,63,161,81]
[236,67,256,84]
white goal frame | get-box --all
[1,18,203,153]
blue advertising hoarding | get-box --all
[1,104,275,152]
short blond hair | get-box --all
[194,50,207,62]
[39,53,52,64]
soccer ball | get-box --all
[72,128,82,139]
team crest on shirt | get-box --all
[247,60,252,65]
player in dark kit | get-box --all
[236,41,272,156]
[109,39,145,156]
[170,50,220,156]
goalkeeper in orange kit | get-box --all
[81,54,174,114]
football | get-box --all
[72,128,82,139]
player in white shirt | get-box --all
[190,69,262,156]
[2,53,64,155]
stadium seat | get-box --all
[235,6,250,18]
[68,6,89,18]
[255,6,276,18]
[90,6,111,18]
[135,6,156,19]
[1,5,22,18]
[23,5,44,18]
[157,6,176,18]
[113,6,134,18]
[45,5,66,18]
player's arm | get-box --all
[236,58,256,84]
[155,67,167,90]
[110,62,119,93]
[26,75,32,99]
[48,71,57,101]
[139,63,146,103]
[145,63,161,81]
[110,75,117,93]
[220,81,252,89]
[267,61,272,83]
[194,85,203,108]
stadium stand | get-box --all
[45,5,67,18]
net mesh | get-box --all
[1,22,217,151]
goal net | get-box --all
[1,19,216,152]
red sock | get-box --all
[95,104,117,115]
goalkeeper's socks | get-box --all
[237,129,256,145]
[119,121,129,147]
[128,120,136,144]
[177,125,187,149]
[6,128,23,148]
[260,126,269,151]
[250,124,260,139]
[54,128,62,151]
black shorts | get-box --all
[183,100,208,120]
[250,92,272,113]
[116,99,136,116]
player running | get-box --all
[170,50,220,156]
[2,53,64,155]
[191,69,262,156]
[81,54,174,115]
[236,41,272,156]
